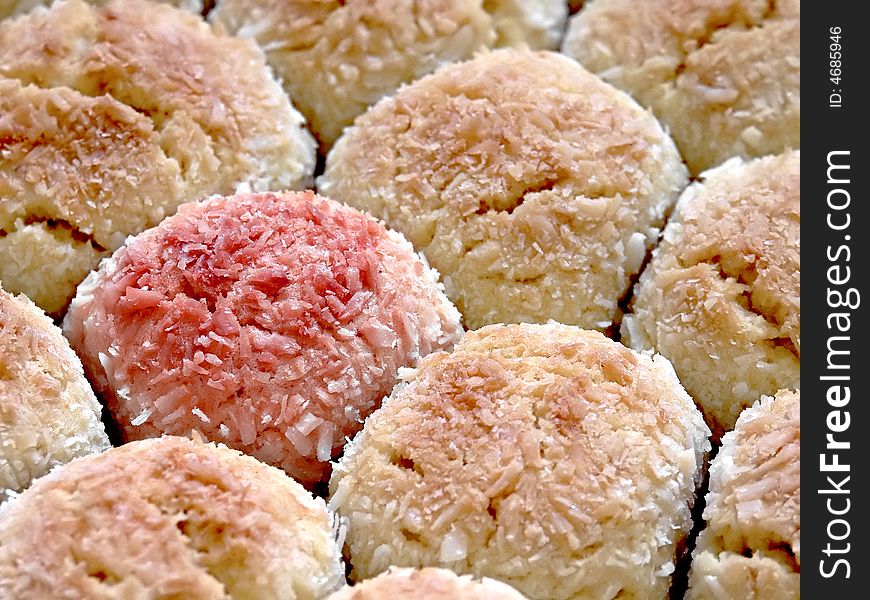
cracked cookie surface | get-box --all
[0,0,315,316]
[329,323,710,599]
[0,0,202,21]
[211,0,567,150]
[562,0,800,174]
[319,49,688,330]
[0,286,109,498]
[0,436,345,600]
[686,389,800,599]
[622,150,800,436]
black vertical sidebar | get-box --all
[803,2,868,597]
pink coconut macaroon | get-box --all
[63,191,462,485]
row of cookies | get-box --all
[1,0,799,435]
[1,284,798,598]
[2,0,798,317]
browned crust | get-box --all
[622,150,799,435]
[330,323,710,598]
[320,49,687,330]
[688,389,800,598]
[0,436,344,599]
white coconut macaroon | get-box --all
[0,286,109,500]
[211,0,568,149]
[0,0,315,316]
[327,567,529,600]
[621,150,799,437]
[687,389,800,600]
[0,436,346,599]
[562,0,800,174]
[329,323,711,599]
[320,49,688,331]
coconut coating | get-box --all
[63,191,462,485]
[0,436,345,599]
[329,323,711,599]
[0,287,109,499]
[319,49,687,330]
[687,390,800,599]
[211,0,566,149]
[0,0,315,316]
[327,567,529,600]
[562,0,800,174]
[0,78,186,316]
[621,150,799,436]
[0,0,202,21]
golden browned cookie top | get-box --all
[622,150,799,436]
[0,0,314,315]
[0,436,345,599]
[0,285,109,498]
[563,0,800,174]
[320,48,687,330]
[212,0,567,148]
[330,323,710,599]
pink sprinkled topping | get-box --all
[64,191,461,484]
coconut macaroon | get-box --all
[328,567,529,600]
[63,191,462,485]
[0,0,202,21]
[0,0,315,316]
[0,287,109,499]
[475,0,566,49]
[211,0,566,149]
[687,389,800,600]
[562,0,800,174]
[319,49,687,330]
[329,323,711,599]
[0,436,345,599]
[621,150,799,436]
